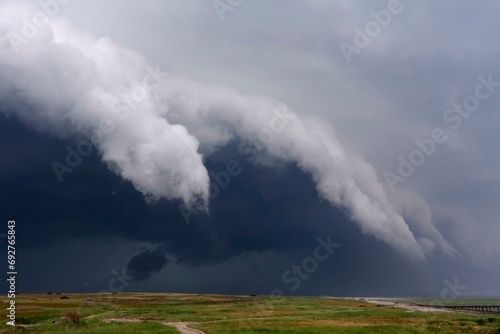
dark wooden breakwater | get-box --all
[415,304,500,313]
[444,305,500,313]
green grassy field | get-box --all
[0,293,499,333]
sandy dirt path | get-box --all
[164,322,206,334]
[104,318,206,334]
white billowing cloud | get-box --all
[146,75,429,260]
[0,4,209,207]
[388,188,459,258]
[0,3,455,260]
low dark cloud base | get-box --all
[126,249,168,281]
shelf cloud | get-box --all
[0,2,456,261]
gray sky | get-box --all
[1,0,499,296]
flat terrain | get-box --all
[0,293,499,333]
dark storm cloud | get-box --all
[0,115,341,262]
[4,115,498,296]
[0,116,404,290]
[126,249,168,281]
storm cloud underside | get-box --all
[0,3,459,261]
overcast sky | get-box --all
[1,0,499,297]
